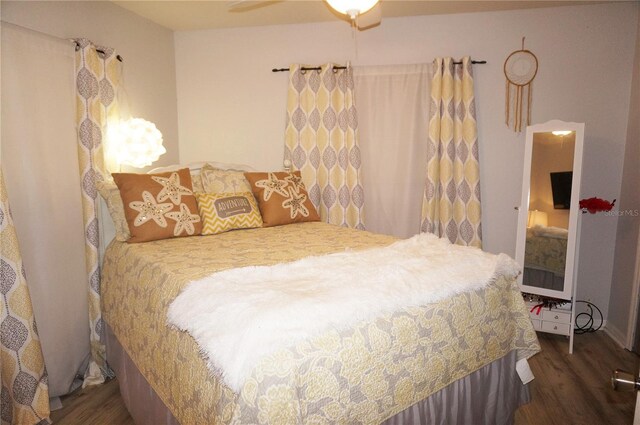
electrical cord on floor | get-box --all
[574,300,603,334]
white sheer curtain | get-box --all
[1,23,90,398]
[353,64,430,238]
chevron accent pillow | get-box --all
[196,192,263,235]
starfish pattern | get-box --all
[152,172,193,205]
[281,187,310,219]
[165,203,200,236]
[255,173,289,201]
[129,191,173,228]
[284,173,304,193]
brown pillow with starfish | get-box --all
[244,171,320,227]
[113,168,202,243]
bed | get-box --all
[101,219,540,425]
[523,226,568,291]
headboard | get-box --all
[148,161,255,174]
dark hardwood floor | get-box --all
[51,331,639,424]
[515,331,639,425]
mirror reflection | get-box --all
[523,131,576,292]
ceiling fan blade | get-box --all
[228,0,279,12]
[227,0,248,9]
[357,2,382,30]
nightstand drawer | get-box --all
[541,320,570,335]
[542,310,571,324]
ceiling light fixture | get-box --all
[325,0,379,20]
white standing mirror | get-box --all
[515,120,585,301]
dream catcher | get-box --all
[504,38,538,132]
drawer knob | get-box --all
[555,315,559,319]
[554,325,558,330]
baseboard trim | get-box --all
[604,322,628,349]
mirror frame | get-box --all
[515,120,585,300]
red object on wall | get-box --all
[579,197,616,214]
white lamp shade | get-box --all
[107,118,166,169]
[528,210,549,228]
[325,0,379,16]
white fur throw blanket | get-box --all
[167,232,520,392]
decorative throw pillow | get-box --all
[244,171,320,227]
[196,192,263,235]
[201,163,252,194]
[190,170,204,193]
[113,168,202,243]
[145,167,203,193]
[96,180,130,242]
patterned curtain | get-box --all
[284,64,365,229]
[74,38,120,386]
[1,169,50,425]
[420,57,482,247]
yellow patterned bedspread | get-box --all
[102,222,540,425]
[525,231,567,276]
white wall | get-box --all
[607,11,640,347]
[175,3,638,322]
[2,0,180,169]
[1,0,179,396]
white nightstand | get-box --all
[525,300,572,336]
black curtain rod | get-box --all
[98,49,124,63]
[456,60,487,65]
[74,42,123,62]
[272,66,344,72]
[272,60,486,72]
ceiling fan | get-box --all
[228,0,383,30]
